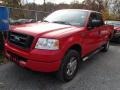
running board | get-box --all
[82,47,104,61]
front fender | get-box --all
[60,35,83,57]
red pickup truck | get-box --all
[5,9,113,82]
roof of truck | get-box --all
[58,9,101,14]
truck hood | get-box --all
[11,22,83,38]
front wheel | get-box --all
[57,50,80,82]
[101,41,110,52]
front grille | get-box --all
[8,31,34,49]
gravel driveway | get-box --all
[0,43,120,90]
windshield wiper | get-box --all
[52,21,71,25]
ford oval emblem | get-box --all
[14,36,20,41]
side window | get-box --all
[88,13,104,27]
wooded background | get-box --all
[0,0,120,20]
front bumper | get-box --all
[5,43,62,72]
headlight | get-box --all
[35,38,59,50]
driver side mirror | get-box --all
[88,20,101,29]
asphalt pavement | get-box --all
[0,43,120,90]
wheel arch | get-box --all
[65,44,82,57]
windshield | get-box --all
[105,21,120,27]
[44,10,88,26]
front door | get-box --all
[82,13,102,56]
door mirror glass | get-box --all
[90,19,101,27]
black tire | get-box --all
[101,41,110,52]
[57,50,80,82]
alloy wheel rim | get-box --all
[66,57,77,76]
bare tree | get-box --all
[2,0,22,7]
[112,0,120,20]
[82,0,105,12]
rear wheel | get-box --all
[101,41,110,52]
[57,50,80,82]
[117,37,120,43]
